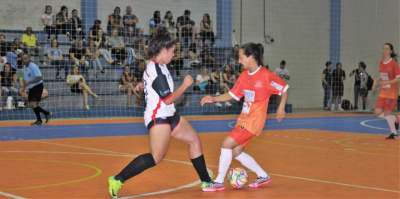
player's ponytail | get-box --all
[147,27,178,59]
[240,42,264,66]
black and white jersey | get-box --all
[143,61,176,126]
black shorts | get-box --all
[146,113,181,131]
[28,83,44,102]
[70,83,82,93]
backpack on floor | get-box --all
[341,99,353,110]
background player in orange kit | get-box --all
[201,42,289,190]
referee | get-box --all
[21,53,51,125]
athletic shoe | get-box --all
[385,133,398,140]
[45,112,51,123]
[108,176,123,199]
[248,176,272,188]
[201,181,225,192]
[31,120,43,126]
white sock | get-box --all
[235,152,268,178]
[215,148,233,183]
[384,115,397,134]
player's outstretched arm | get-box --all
[200,93,233,106]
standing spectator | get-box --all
[20,53,51,125]
[162,11,176,39]
[69,39,89,79]
[274,60,290,81]
[55,6,70,37]
[123,6,139,36]
[322,61,332,110]
[177,10,195,50]
[107,7,123,35]
[109,29,126,65]
[199,13,215,46]
[47,39,67,79]
[358,62,369,110]
[349,61,367,110]
[86,39,104,77]
[119,66,139,107]
[21,27,40,57]
[66,66,98,110]
[69,9,84,40]
[40,5,56,40]
[331,62,346,111]
[0,63,18,108]
[149,10,162,37]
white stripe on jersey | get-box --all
[143,61,176,126]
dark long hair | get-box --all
[385,42,397,59]
[240,43,264,66]
[147,27,177,59]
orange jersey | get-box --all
[379,59,400,99]
[229,67,288,135]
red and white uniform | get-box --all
[376,58,400,112]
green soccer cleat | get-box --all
[108,176,123,198]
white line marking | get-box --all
[0,191,26,199]
[360,119,388,131]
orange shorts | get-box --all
[229,126,256,146]
[375,97,397,112]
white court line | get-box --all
[360,119,388,131]
[0,191,27,199]
[28,141,400,195]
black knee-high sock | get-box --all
[115,153,156,183]
[36,106,49,115]
[33,107,42,121]
[191,155,212,183]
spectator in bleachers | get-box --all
[68,9,84,40]
[47,39,67,79]
[177,10,195,49]
[89,19,103,39]
[66,66,97,110]
[200,48,216,69]
[209,68,224,107]
[194,67,210,92]
[69,39,89,79]
[107,7,123,35]
[119,66,139,107]
[169,41,184,76]
[274,60,290,81]
[331,62,346,111]
[41,5,57,40]
[13,38,25,52]
[93,28,114,65]
[187,42,200,68]
[149,10,162,37]
[6,43,19,70]
[0,34,8,70]
[55,6,70,37]
[221,64,235,107]
[109,29,126,65]
[162,11,176,39]
[21,27,39,56]
[199,13,215,47]
[86,39,104,77]
[123,6,139,36]
[0,63,18,109]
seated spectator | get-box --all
[55,6,70,37]
[66,66,97,110]
[0,63,18,109]
[199,13,215,46]
[6,43,19,70]
[200,48,216,69]
[169,41,184,76]
[162,11,176,39]
[93,29,114,65]
[68,9,84,40]
[21,27,39,56]
[107,7,123,35]
[123,6,139,36]
[47,39,67,79]
[0,34,8,70]
[89,19,103,39]
[177,10,195,49]
[274,60,290,81]
[194,67,210,92]
[69,39,89,79]
[149,10,162,37]
[209,68,224,107]
[119,66,140,107]
[41,5,57,40]
[187,42,200,68]
[108,29,126,65]
[86,39,104,77]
